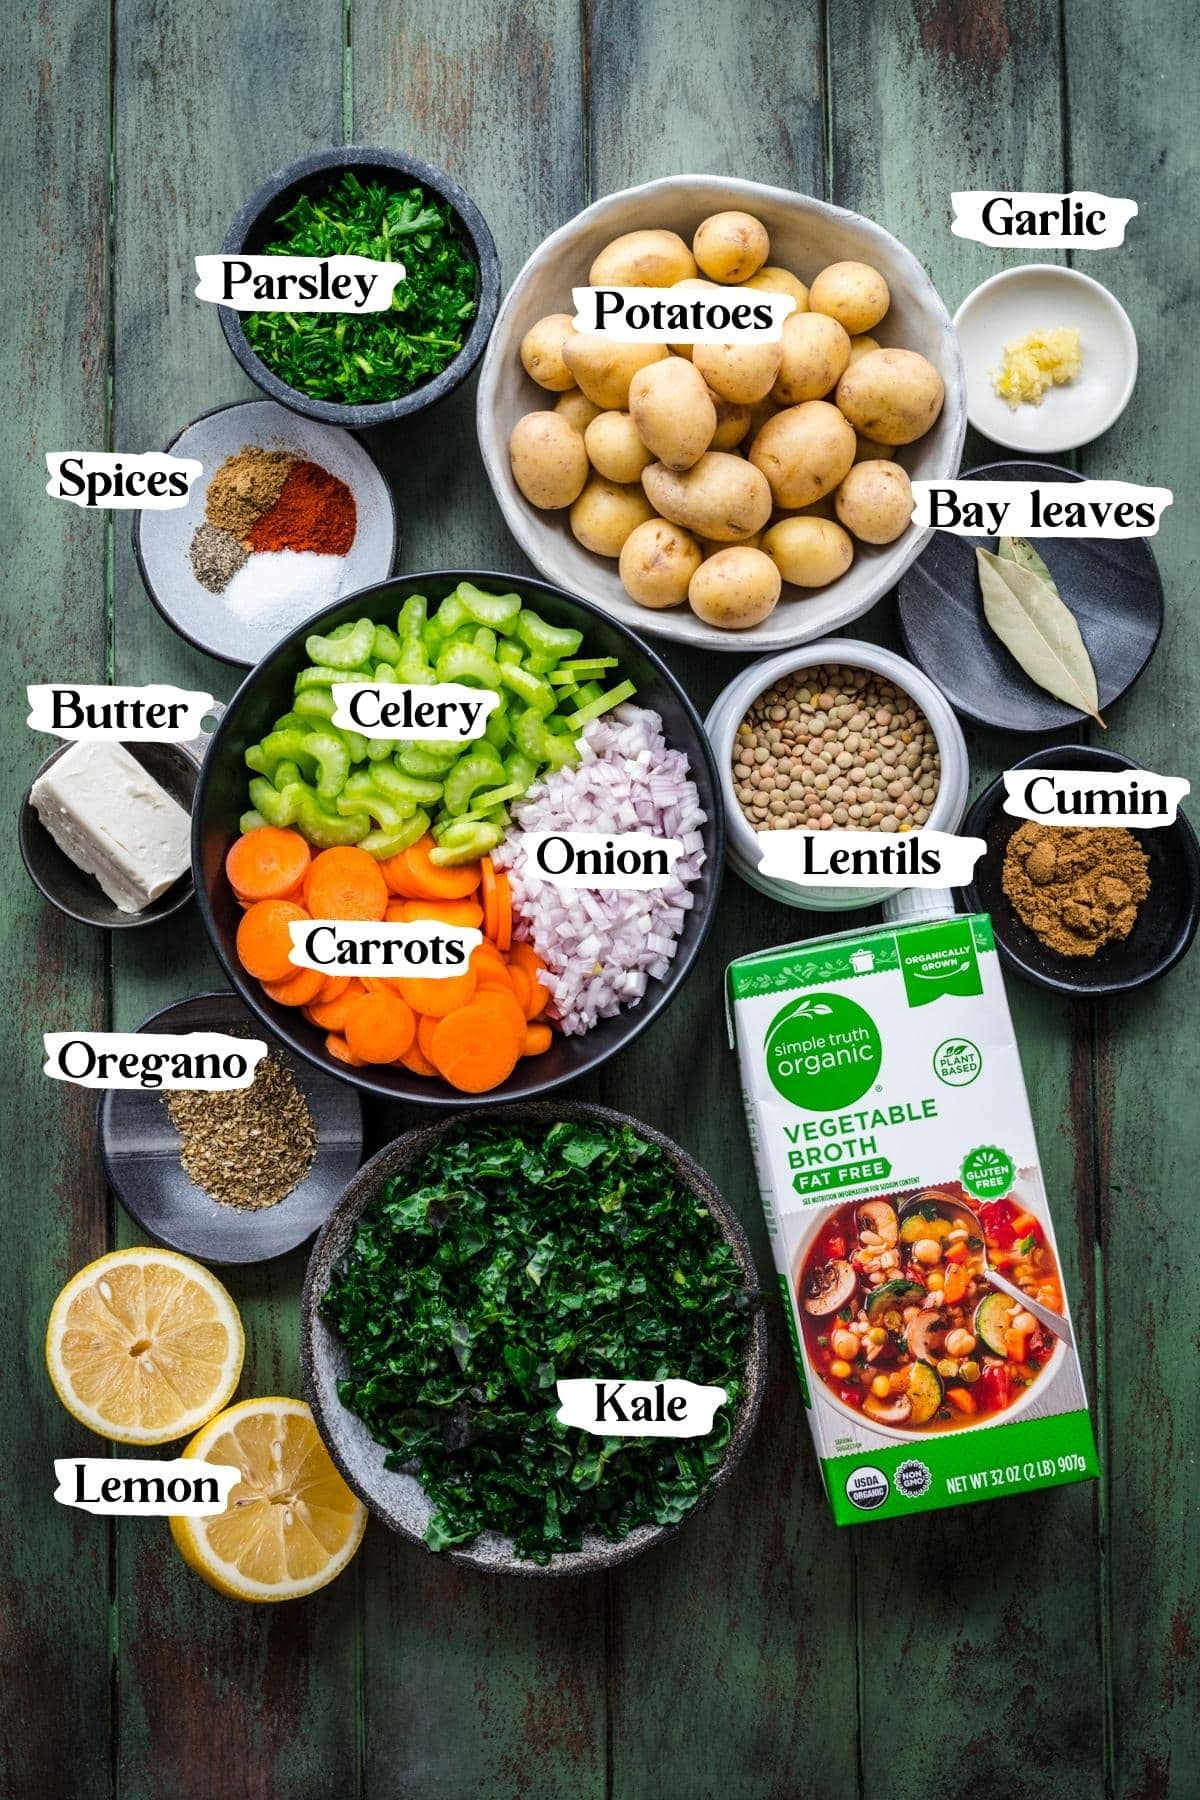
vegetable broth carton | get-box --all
[727,908,1098,1523]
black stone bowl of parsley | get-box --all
[219,146,500,427]
[301,1103,767,1575]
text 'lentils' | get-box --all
[732,663,941,833]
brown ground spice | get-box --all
[205,445,297,538]
[1002,821,1151,957]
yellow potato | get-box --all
[667,277,722,360]
[848,334,880,366]
[618,518,702,610]
[834,460,913,544]
[762,517,855,588]
[569,475,655,556]
[693,338,783,405]
[749,401,856,509]
[642,452,773,543]
[628,357,717,471]
[708,391,752,449]
[561,334,669,410]
[741,266,810,312]
[772,312,852,404]
[808,261,891,335]
[519,313,578,392]
[584,411,655,484]
[589,229,697,287]
[836,348,945,445]
[692,211,770,284]
[555,390,603,432]
[508,411,589,511]
[688,546,781,629]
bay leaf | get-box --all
[997,534,1059,596]
[976,547,1106,727]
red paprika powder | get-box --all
[245,460,357,555]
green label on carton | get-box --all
[764,991,882,1109]
[898,919,983,1008]
[827,1410,1100,1524]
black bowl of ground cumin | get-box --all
[963,745,1200,996]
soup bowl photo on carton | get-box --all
[788,1205,1068,1444]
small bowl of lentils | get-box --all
[704,638,969,910]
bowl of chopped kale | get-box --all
[302,1102,767,1573]
[218,145,500,427]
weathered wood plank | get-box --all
[583,6,863,1796]
[826,4,1108,1795]
[1063,2,1200,1792]
[350,7,610,1796]
[108,5,356,1797]
[0,2,113,1793]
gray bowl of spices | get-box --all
[99,991,363,1264]
[133,398,399,667]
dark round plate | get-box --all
[963,746,1200,995]
[897,461,1164,732]
[20,740,198,930]
[100,992,363,1263]
[301,1100,767,1576]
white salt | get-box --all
[222,551,346,634]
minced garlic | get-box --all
[991,327,1082,408]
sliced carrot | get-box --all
[521,1023,553,1057]
[494,870,512,953]
[509,943,550,1020]
[395,898,486,929]
[226,827,311,903]
[431,1005,522,1093]
[470,986,527,1043]
[507,965,533,1017]
[397,1038,439,1078]
[470,940,509,980]
[378,849,427,899]
[315,973,353,1003]
[417,1014,442,1067]
[945,1387,977,1416]
[396,967,478,1019]
[236,899,309,983]
[307,983,366,1031]
[480,856,499,939]
[325,1032,367,1067]
[260,965,326,1007]
[405,840,481,901]
[344,991,416,1064]
[304,846,388,921]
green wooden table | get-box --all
[6,2,1197,1794]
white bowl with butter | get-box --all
[954,264,1138,452]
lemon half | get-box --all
[170,1398,367,1602]
[45,1246,244,1445]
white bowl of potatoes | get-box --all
[476,175,965,650]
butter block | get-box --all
[31,741,191,912]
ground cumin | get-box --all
[1002,821,1150,957]
[205,445,297,538]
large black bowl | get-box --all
[218,145,500,428]
[301,1101,768,1575]
[193,570,725,1104]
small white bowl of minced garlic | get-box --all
[954,264,1137,452]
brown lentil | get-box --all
[164,1050,316,1210]
[732,663,941,833]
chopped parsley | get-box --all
[321,1118,754,1561]
[244,172,477,405]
